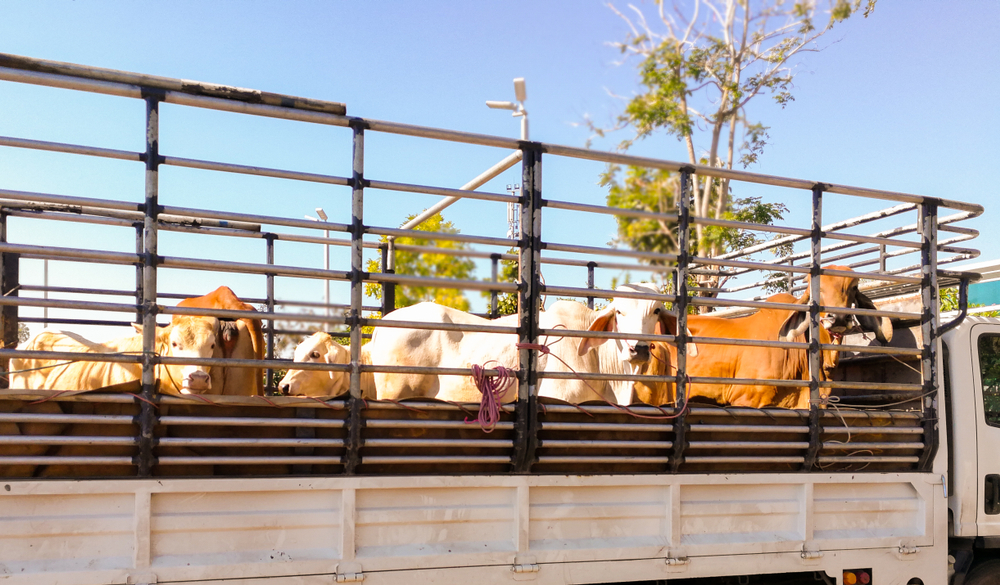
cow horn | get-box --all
[854,291,893,344]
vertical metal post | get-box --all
[42,259,48,328]
[802,185,824,472]
[137,94,162,477]
[343,120,368,474]
[670,169,692,474]
[380,242,396,316]
[0,211,18,389]
[134,224,144,325]
[512,144,542,473]
[489,254,500,319]
[918,201,940,471]
[879,243,887,274]
[586,261,596,310]
[265,234,276,395]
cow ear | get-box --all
[778,310,810,342]
[324,338,351,364]
[657,311,698,357]
[578,305,616,356]
[132,323,143,334]
[854,291,893,344]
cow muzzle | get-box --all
[181,369,212,393]
[629,343,650,364]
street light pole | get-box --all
[306,208,330,319]
[487,77,528,242]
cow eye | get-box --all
[211,343,215,350]
[171,341,178,348]
[653,307,661,315]
[616,309,623,316]
[309,351,321,359]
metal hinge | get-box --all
[512,554,540,580]
[898,544,919,555]
[666,555,690,566]
[336,562,365,583]
[512,562,540,574]
[800,542,824,560]
[126,573,157,585]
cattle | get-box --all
[537,284,692,405]
[633,266,891,409]
[175,286,264,396]
[9,316,220,395]
[277,332,375,398]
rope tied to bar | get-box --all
[466,361,514,432]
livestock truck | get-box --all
[0,53,995,585]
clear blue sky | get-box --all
[1,1,998,339]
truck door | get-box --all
[972,324,1000,535]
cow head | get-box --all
[278,332,351,397]
[783,265,893,344]
[578,283,697,366]
[135,316,218,394]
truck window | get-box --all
[977,334,1000,427]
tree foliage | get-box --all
[365,213,476,311]
[595,0,875,300]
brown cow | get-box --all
[634,266,891,409]
[174,286,264,396]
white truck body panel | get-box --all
[0,473,946,585]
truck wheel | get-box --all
[967,559,1000,585]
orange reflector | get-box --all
[844,571,858,585]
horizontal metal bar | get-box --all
[366,272,519,293]
[535,456,671,464]
[0,456,134,465]
[688,256,812,275]
[688,424,806,433]
[683,456,804,463]
[367,179,518,204]
[156,457,344,465]
[360,456,512,464]
[160,255,351,281]
[536,327,677,344]
[365,420,514,430]
[537,371,680,384]
[823,426,923,435]
[541,284,675,304]
[816,456,919,463]
[369,226,515,248]
[544,198,679,222]
[0,241,139,265]
[539,256,673,273]
[819,380,924,391]
[544,242,678,263]
[540,440,673,449]
[687,441,810,449]
[162,155,351,186]
[157,437,345,448]
[0,135,142,161]
[0,187,142,212]
[823,230,923,250]
[363,439,511,448]
[158,203,350,234]
[0,347,141,365]
[821,442,924,450]
[159,416,345,427]
[687,376,809,388]
[0,435,134,446]
[0,414,134,425]
[692,215,812,238]
[540,422,672,432]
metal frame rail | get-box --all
[0,52,984,478]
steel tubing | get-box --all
[369,178,518,205]
[157,437,346,448]
[366,420,515,430]
[162,155,351,186]
[159,203,350,234]
[689,424,806,433]
[361,456,512,464]
[0,296,138,314]
[544,242,678,263]
[541,284,676,303]
[0,135,142,161]
[684,456,804,463]
[370,226,514,248]
[0,456,133,465]
[157,456,344,465]
[816,456,919,463]
[0,187,142,212]
[159,416,345,427]
[822,442,925,449]
[537,456,672,464]
[0,435,135,446]
[540,440,673,449]
[361,318,518,335]
[363,439,512,448]
[159,255,350,282]
[366,272,519,293]
[544,198,679,222]
[0,242,139,265]
[823,427,923,435]
[687,441,811,449]
[540,422,672,432]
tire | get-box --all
[966,559,1000,585]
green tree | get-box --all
[595,0,874,302]
[482,249,519,317]
[365,212,476,311]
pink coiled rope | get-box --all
[466,362,514,432]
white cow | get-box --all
[537,283,694,405]
[277,332,375,398]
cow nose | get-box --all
[279,383,290,396]
[185,370,211,391]
[631,343,650,362]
